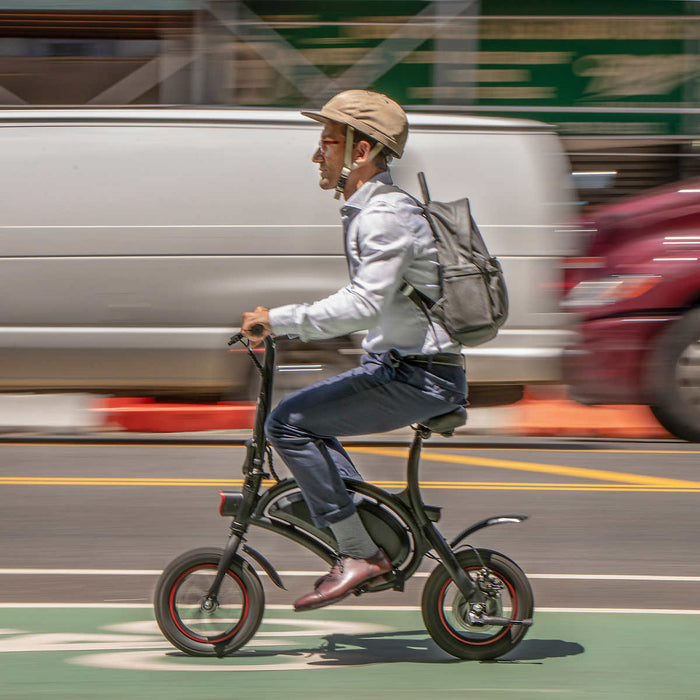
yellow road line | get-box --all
[0,476,697,493]
[3,442,700,457]
[347,447,700,489]
[465,448,700,455]
[0,476,689,488]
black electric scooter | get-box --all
[154,332,534,660]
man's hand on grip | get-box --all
[241,307,272,347]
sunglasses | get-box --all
[317,138,345,154]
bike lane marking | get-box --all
[0,606,698,699]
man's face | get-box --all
[312,121,347,191]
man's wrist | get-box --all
[268,305,298,337]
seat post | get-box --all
[406,425,477,602]
[406,426,431,526]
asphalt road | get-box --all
[1,436,698,610]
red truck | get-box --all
[562,178,700,442]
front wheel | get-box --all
[421,549,533,660]
[154,547,265,657]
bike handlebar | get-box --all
[227,327,275,471]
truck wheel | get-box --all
[650,308,700,442]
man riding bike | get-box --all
[240,90,467,612]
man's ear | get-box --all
[353,139,373,164]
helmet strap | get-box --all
[333,125,386,200]
[334,125,355,200]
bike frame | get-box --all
[205,335,527,610]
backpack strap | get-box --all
[370,181,440,312]
[369,182,444,343]
[399,280,443,347]
[399,280,436,310]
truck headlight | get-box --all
[561,274,660,308]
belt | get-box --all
[402,353,464,367]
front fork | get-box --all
[203,440,266,610]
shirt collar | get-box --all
[340,170,394,216]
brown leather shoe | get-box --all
[294,549,392,612]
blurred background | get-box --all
[2,10,697,691]
[1,0,699,441]
[2,0,699,197]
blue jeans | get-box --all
[265,351,467,528]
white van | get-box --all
[0,108,575,403]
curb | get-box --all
[88,391,674,439]
[513,395,671,439]
[96,398,257,433]
[0,390,672,439]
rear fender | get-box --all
[450,515,528,549]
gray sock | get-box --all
[329,512,380,559]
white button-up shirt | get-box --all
[268,171,461,356]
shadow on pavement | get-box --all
[189,631,584,666]
[315,630,457,665]
[500,638,585,662]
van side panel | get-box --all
[0,112,573,394]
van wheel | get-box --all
[649,308,700,442]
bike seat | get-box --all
[418,407,467,437]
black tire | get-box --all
[154,547,264,657]
[649,308,700,442]
[421,549,533,660]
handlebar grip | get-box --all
[227,324,267,346]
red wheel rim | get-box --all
[169,564,249,644]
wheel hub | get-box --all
[451,570,504,630]
[676,338,700,405]
[200,596,218,613]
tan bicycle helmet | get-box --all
[302,90,408,198]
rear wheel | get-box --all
[154,547,264,657]
[650,309,700,442]
[421,549,533,660]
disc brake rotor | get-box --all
[451,570,504,629]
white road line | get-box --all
[0,569,163,576]
[0,569,699,582]
[535,608,700,615]
[528,574,700,582]
[0,603,698,614]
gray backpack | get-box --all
[378,172,509,347]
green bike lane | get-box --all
[1,605,698,699]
